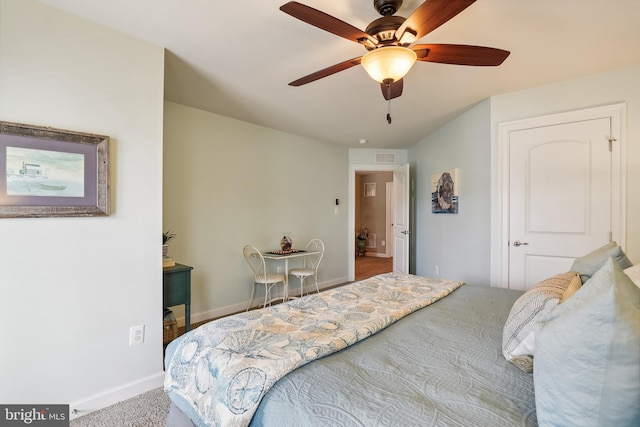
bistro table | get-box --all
[262,250,320,300]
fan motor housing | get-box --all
[365,15,405,46]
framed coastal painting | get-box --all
[0,122,109,218]
[431,168,459,214]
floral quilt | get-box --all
[164,273,463,427]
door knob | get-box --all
[513,240,529,247]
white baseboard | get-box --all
[363,252,388,258]
[175,276,350,327]
[69,371,165,419]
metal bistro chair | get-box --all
[243,245,286,311]
[289,239,324,297]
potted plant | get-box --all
[357,227,368,255]
[163,230,175,257]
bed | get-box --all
[164,273,537,426]
[164,243,640,427]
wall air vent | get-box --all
[375,153,396,163]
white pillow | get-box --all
[511,273,582,360]
[502,271,578,372]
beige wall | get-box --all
[0,0,165,411]
[357,172,392,255]
[163,102,349,321]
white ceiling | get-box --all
[39,0,640,149]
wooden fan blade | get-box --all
[280,2,377,46]
[381,79,403,100]
[289,57,362,86]
[413,44,510,66]
[396,0,476,41]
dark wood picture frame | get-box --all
[0,121,109,218]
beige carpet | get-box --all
[70,387,168,427]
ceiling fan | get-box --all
[280,0,510,102]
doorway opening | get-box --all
[355,171,393,281]
[349,163,410,280]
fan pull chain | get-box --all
[386,84,392,124]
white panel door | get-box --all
[509,118,612,290]
[393,164,410,274]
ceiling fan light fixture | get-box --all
[361,46,417,84]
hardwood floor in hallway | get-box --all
[355,255,393,281]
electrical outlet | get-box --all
[435,266,439,276]
[277,266,282,273]
[129,325,145,346]
[381,240,385,247]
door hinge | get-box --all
[609,231,613,242]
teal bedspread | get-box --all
[251,283,537,427]
[164,273,462,427]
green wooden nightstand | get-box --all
[163,263,193,332]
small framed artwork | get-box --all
[0,122,109,218]
[432,168,459,214]
[364,182,376,197]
